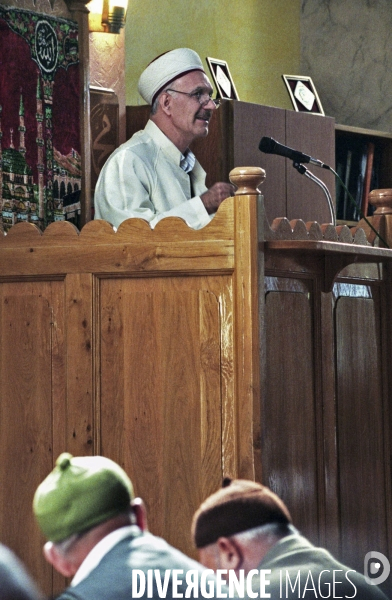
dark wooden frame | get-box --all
[90,86,119,211]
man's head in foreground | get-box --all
[192,478,293,575]
[33,453,147,578]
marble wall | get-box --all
[300,0,392,132]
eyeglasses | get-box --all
[165,88,221,108]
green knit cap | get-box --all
[33,453,134,542]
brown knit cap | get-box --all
[192,478,292,549]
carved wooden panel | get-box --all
[263,285,320,544]
[99,281,227,555]
[0,283,66,593]
[262,255,392,597]
[0,195,261,595]
[335,293,391,588]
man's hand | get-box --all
[200,182,236,214]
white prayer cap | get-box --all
[138,48,205,105]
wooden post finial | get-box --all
[229,167,266,195]
[368,189,392,215]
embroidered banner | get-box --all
[0,6,81,231]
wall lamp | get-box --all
[87,0,128,34]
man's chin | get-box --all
[195,121,209,137]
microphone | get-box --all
[259,136,330,169]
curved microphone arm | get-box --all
[293,162,336,226]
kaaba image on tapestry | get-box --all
[0,6,81,232]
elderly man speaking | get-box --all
[94,48,234,230]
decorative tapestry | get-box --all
[0,6,81,231]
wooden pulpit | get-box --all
[1,166,392,598]
[0,168,264,596]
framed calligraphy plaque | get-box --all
[282,75,325,116]
[206,57,239,100]
[90,86,119,206]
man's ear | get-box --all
[216,537,242,570]
[158,91,173,116]
[43,542,76,578]
[131,497,149,532]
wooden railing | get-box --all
[0,167,262,596]
[1,169,391,597]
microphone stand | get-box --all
[293,162,336,226]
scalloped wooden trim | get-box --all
[306,221,323,240]
[0,196,237,247]
[265,217,370,246]
[1,200,373,249]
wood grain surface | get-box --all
[0,194,261,595]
